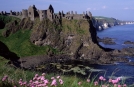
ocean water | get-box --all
[90,24,134,85]
[97,24,134,50]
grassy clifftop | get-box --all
[0,15,20,24]
[93,16,121,23]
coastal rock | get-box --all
[124,41,134,45]
[97,37,116,45]
[120,47,134,56]
[19,55,71,69]
[92,17,121,31]
[128,62,134,65]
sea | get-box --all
[90,24,134,85]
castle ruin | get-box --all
[0,4,92,21]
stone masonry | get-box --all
[0,4,92,21]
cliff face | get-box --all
[92,16,122,30]
[29,18,114,63]
[0,16,118,69]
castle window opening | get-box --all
[29,12,31,15]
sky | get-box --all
[0,0,134,21]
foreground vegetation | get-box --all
[1,57,132,87]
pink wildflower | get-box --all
[29,80,33,83]
[78,81,82,85]
[99,76,104,80]
[44,79,49,84]
[123,84,127,87]
[114,84,117,87]
[35,74,38,77]
[2,75,8,81]
[57,76,60,79]
[19,79,22,84]
[40,76,45,81]
[94,81,98,86]
[102,85,108,87]
[33,77,37,80]
[42,73,45,76]
[112,79,119,84]
[2,77,7,81]
[51,77,55,80]
[118,84,121,87]
[103,78,106,81]
[117,77,121,81]
[87,79,90,82]
[34,81,39,85]
[23,81,27,85]
[59,79,63,84]
[51,79,57,86]
[37,76,41,80]
[109,78,112,82]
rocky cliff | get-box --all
[0,16,128,70]
[92,16,123,30]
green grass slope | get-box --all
[0,16,58,57]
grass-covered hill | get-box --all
[93,16,121,23]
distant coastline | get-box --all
[92,16,134,31]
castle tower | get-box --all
[68,11,70,14]
[28,5,39,21]
[47,4,54,21]
[39,10,47,21]
[71,11,73,15]
[61,10,64,17]
[48,4,54,13]
[1,11,4,15]
[22,9,28,18]
[4,11,7,15]
[16,11,19,16]
[83,11,85,16]
[75,11,77,14]
[10,10,13,15]
[19,11,22,16]
[88,11,92,18]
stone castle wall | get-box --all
[0,5,92,21]
[22,9,28,18]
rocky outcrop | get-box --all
[28,18,124,66]
[97,37,116,45]
[1,17,33,37]
[2,20,19,37]
[120,47,134,56]
[0,16,130,69]
[92,17,123,31]
[124,41,134,45]
[30,18,105,60]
